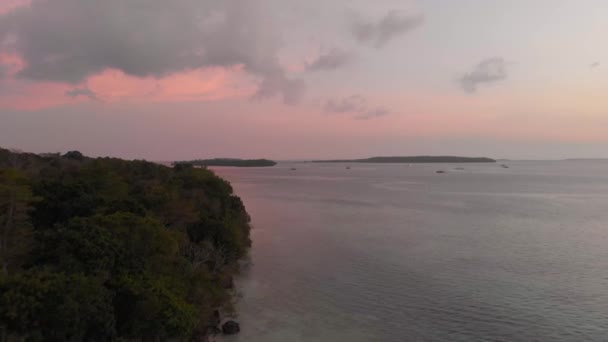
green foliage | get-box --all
[62,151,85,161]
[0,148,251,340]
[0,168,39,275]
[112,274,198,339]
[0,270,115,341]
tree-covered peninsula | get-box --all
[175,158,277,167]
[0,148,251,341]
[313,156,496,163]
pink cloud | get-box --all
[87,67,255,103]
[0,80,77,111]
[0,54,256,110]
[0,54,75,110]
[0,0,30,14]
[0,53,25,74]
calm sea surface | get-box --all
[214,161,608,341]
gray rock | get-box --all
[222,320,240,335]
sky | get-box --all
[1,0,607,160]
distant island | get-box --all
[313,156,496,163]
[175,158,277,167]
[565,158,608,162]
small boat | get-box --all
[501,164,509,169]
[346,166,351,170]
[290,168,297,171]
[436,170,446,174]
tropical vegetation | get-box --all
[0,148,251,341]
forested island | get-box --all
[0,148,251,340]
[313,156,496,163]
[175,158,277,167]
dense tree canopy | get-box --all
[0,148,251,341]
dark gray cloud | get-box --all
[590,62,600,68]
[306,48,353,72]
[0,0,304,104]
[325,95,389,119]
[352,10,423,48]
[459,57,508,93]
[65,87,98,101]
[254,74,306,105]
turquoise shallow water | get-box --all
[215,161,608,341]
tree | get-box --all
[0,148,252,340]
[0,169,37,276]
[63,151,85,161]
[0,270,115,341]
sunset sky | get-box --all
[1,0,607,160]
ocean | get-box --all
[214,161,608,341]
